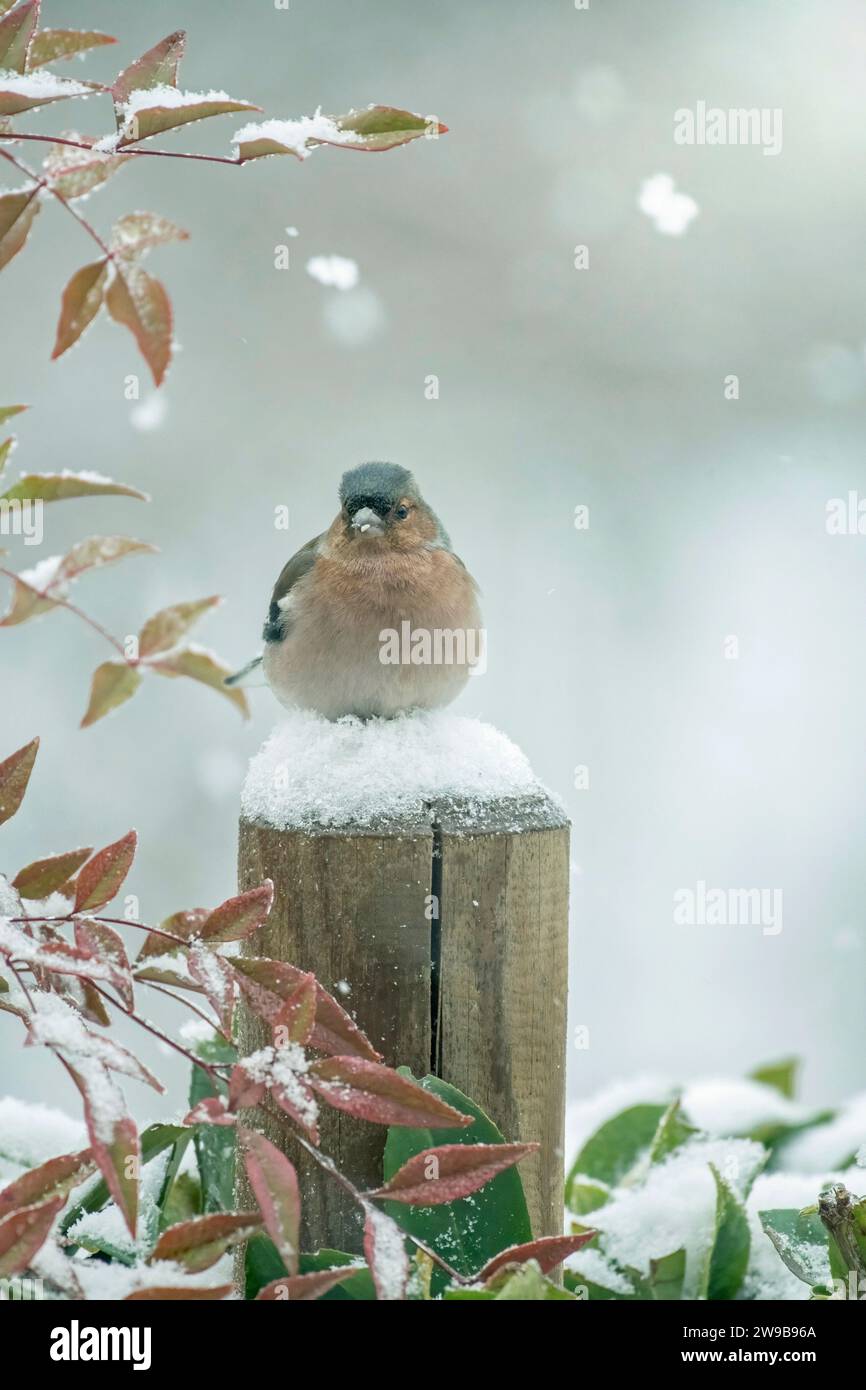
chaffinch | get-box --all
[227,462,483,718]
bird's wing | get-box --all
[262,533,323,642]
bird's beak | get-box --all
[351,507,385,536]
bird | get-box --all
[227,462,483,719]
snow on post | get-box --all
[234,710,570,1252]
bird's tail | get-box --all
[224,654,264,688]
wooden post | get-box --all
[235,792,569,1253]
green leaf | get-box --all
[490,1260,577,1300]
[52,259,109,359]
[0,405,25,428]
[106,264,173,387]
[566,1177,610,1216]
[750,1058,799,1100]
[381,1071,532,1295]
[80,661,142,729]
[189,1034,236,1214]
[648,1247,687,1300]
[112,31,186,108]
[27,29,116,68]
[0,0,38,73]
[331,105,446,151]
[565,1103,668,1193]
[0,188,39,271]
[118,95,259,147]
[151,645,250,719]
[244,1237,375,1301]
[759,1208,830,1288]
[43,141,133,201]
[648,1099,699,1165]
[138,596,221,658]
[0,471,147,503]
[700,1163,751,1300]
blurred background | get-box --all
[2,0,865,1124]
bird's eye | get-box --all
[394,505,409,520]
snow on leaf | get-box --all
[0,735,37,824]
[0,1196,63,1277]
[80,661,142,729]
[74,829,136,912]
[43,139,132,200]
[188,944,235,1034]
[52,258,109,359]
[151,645,250,718]
[256,1268,358,1301]
[57,534,156,583]
[27,29,116,69]
[0,469,147,502]
[149,1212,262,1273]
[309,1057,473,1129]
[198,881,274,945]
[110,211,189,257]
[73,918,133,1009]
[0,187,39,270]
[230,957,382,1062]
[0,1150,94,1219]
[272,973,316,1047]
[111,30,186,110]
[241,1129,300,1275]
[0,70,91,115]
[13,847,92,899]
[0,558,64,626]
[184,1095,235,1127]
[137,595,221,658]
[363,1203,409,1300]
[370,1141,539,1206]
[231,112,355,162]
[116,86,260,146]
[0,0,39,73]
[106,264,172,386]
[476,1233,597,1283]
[61,1057,139,1237]
[231,1043,319,1141]
[328,106,447,152]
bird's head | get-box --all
[337,462,448,551]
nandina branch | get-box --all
[0,129,247,167]
[0,146,114,260]
[0,567,131,662]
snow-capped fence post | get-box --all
[233,720,570,1261]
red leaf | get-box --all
[363,1204,409,1301]
[308,1058,473,1129]
[198,882,273,944]
[28,28,117,68]
[106,265,172,386]
[0,0,39,74]
[241,1129,300,1275]
[369,1142,540,1206]
[184,1096,235,1127]
[231,957,381,1062]
[111,30,186,108]
[0,736,38,826]
[0,1150,93,1219]
[188,945,235,1035]
[73,918,133,1009]
[52,258,109,359]
[125,1283,233,1300]
[256,1268,358,1301]
[0,188,40,270]
[74,829,136,912]
[226,1066,265,1112]
[63,1059,139,1236]
[476,1232,597,1283]
[12,847,92,900]
[149,1212,262,1273]
[0,1196,63,1278]
[272,973,316,1047]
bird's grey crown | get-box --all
[339,461,417,517]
